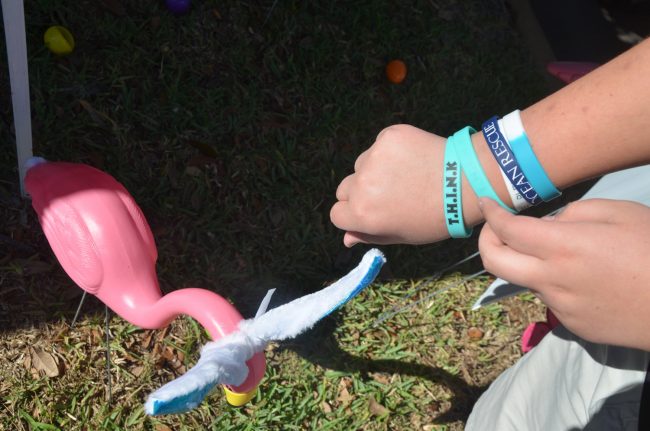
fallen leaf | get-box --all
[320,401,332,414]
[30,348,61,377]
[152,341,163,355]
[184,166,202,177]
[90,328,102,344]
[155,326,171,343]
[53,329,67,344]
[131,365,144,377]
[336,386,353,406]
[467,327,484,341]
[23,352,31,370]
[141,330,154,348]
[162,346,175,361]
[122,350,137,362]
[338,377,352,390]
[368,396,389,417]
[370,372,391,385]
[155,424,172,431]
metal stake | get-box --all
[105,305,112,404]
[70,291,87,329]
[372,251,481,325]
[372,269,487,328]
[262,0,279,27]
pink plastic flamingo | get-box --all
[24,158,266,404]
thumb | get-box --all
[343,232,366,248]
[343,231,398,247]
[478,197,562,257]
[478,197,518,234]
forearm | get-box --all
[523,38,650,184]
[463,38,650,227]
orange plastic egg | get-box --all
[385,59,407,84]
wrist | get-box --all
[519,107,571,189]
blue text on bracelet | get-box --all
[452,126,516,214]
[443,135,472,238]
[482,116,540,206]
[507,125,561,201]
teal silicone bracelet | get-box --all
[452,126,516,214]
[508,134,561,201]
[443,135,472,238]
[502,110,561,201]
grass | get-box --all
[1,0,549,429]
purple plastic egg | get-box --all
[166,0,191,15]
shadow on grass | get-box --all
[280,314,487,425]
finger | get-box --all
[551,199,625,223]
[330,200,369,234]
[336,175,354,201]
[479,197,564,258]
[343,232,365,247]
[375,126,393,142]
[354,150,370,172]
[478,221,545,288]
[343,231,394,247]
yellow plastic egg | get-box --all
[44,26,75,56]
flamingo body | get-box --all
[25,159,265,395]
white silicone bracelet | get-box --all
[499,167,532,211]
[496,119,532,211]
[501,110,527,141]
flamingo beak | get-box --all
[223,385,258,406]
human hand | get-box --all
[478,197,650,351]
[330,125,487,247]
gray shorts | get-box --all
[466,326,650,430]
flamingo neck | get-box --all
[99,286,266,393]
